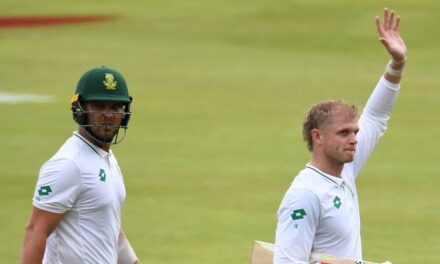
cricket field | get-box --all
[1,0,439,263]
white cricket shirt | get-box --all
[33,132,126,264]
[274,77,400,264]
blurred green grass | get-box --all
[1,0,439,263]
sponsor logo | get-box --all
[38,186,53,196]
[333,196,342,209]
[291,209,307,220]
[99,168,106,182]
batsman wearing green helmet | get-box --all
[20,67,139,264]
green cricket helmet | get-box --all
[71,66,133,144]
[75,66,132,103]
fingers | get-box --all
[394,16,401,31]
[388,10,394,29]
[383,8,389,29]
[377,7,407,59]
[380,7,399,32]
[375,16,384,36]
[383,8,394,30]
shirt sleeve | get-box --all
[274,188,320,264]
[351,76,400,178]
[33,158,82,214]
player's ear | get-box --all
[311,128,322,146]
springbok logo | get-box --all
[103,73,117,90]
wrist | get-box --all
[385,60,404,77]
[391,55,407,66]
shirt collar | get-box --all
[306,163,344,186]
[73,131,110,158]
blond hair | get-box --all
[302,100,358,151]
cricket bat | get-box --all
[250,240,391,264]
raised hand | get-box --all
[376,8,407,63]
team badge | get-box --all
[103,73,117,90]
[333,196,342,209]
[291,209,307,220]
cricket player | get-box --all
[20,66,139,264]
[274,8,407,264]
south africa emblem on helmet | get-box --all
[103,73,117,90]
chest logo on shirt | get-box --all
[291,209,307,220]
[37,186,53,196]
[99,168,107,182]
[333,196,342,209]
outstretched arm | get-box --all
[351,8,407,176]
[376,8,408,84]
